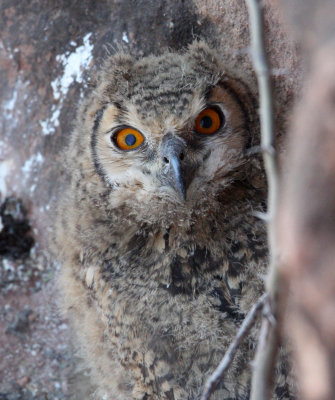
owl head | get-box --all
[71,42,256,225]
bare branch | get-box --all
[201,1,281,399]
[244,0,281,399]
[201,294,269,400]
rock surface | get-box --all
[0,0,300,398]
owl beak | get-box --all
[169,154,186,201]
[161,133,187,201]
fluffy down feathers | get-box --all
[53,42,293,399]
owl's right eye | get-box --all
[194,107,223,135]
[113,127,144,151]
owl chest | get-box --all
[114,218,266,279]
[94,220,267,322]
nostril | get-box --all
[179,152,184,161]
[163,157,169,164]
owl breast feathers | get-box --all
[54,42,294,399]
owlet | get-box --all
[54,42,293,400]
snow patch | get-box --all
[4,86,18,115]
[3,77,24,121]
[40,105,60,135]
[3,259,14,273]
[122,32,129,43]
[22,152,44,177]
[40,33,94,135]
[0,159,14,198]
[51,32,93,100]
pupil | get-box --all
[200,116,212,129]
[125,134,136,146]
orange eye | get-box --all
[114,127,144,150]
[194,107,223,135]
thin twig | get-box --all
[244,1,281,399]
[245,145,275,157]
[251,210,270,222]
[201,294,269,400]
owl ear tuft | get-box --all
[99,53,135,99]
[103,53,134,81]
[185,40,222,84]
[186,41,216,61]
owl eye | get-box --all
[113,127,144,150]
[194,107,223,135]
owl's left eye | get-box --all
[194,107,224,135]
[113,127,144,150]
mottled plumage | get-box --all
[54,42,293,399]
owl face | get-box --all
[88,43,250,220]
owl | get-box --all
[54,42,293,399]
